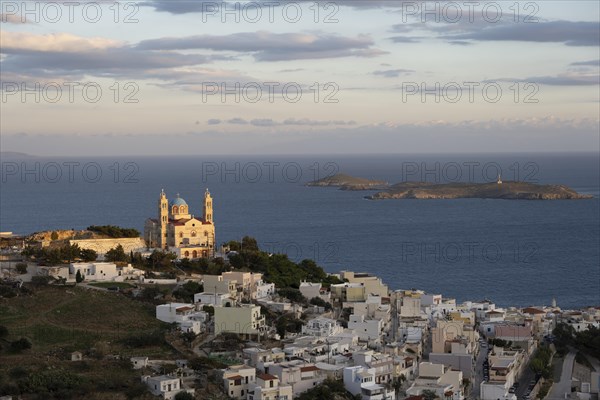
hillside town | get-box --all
[0,190,598,400]
[2,247,599,400]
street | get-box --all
[546,349,577,400]
[469,340,488,399]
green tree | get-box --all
[75,270,84,283]
[277,288,306,303]
[147,250,176,269]
[141,286,161,301]
[87,225,140,238]
[30,276,52,287]
[174,392,195,400]
[60,243,81,263]
[105,245,128,262]
[10,337,31,353]
[80,249,97,262]
[553,323,576,354]
[241,236,259,252]
[15,262,28,274]
[310,296,333,311]
[50,231,59,240]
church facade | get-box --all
[144,189,215,259]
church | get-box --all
[144,189,215,259]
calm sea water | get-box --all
[1,153,598,309]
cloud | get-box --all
[228,118,249,125]
[391,10,599,47]
[4,116,597,156]
[389,36,423,43]
[207,119,222,125]
[142,0,418,14]
[250,118,276,127]
[137,31,386,61]
[489,73,600,86]
[571,59,600,67]
[283,118,356,126]
[444,20,600,47]
[1,13,30,24]
[2,49,209,78]
[0,31,123,53]
[140,0,227,14]
[218,117,356,127]
[373,69,415,78]
[0,31,215,82]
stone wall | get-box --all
[70,238,146,256]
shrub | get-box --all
[16,262,28,274]
[10,337,32,353]
[175,392,195,400]
[121,330,164,348]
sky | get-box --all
[0,0,599,156]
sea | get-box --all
[1,152,599,309]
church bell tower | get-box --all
[203,188,213,224]
[158,189,168,248]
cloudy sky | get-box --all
[1,0,599,155]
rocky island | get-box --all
[306,173,389,190]
[307,173,592,200]
[367,181,593,200]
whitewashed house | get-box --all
[142,375,193,400]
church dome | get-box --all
[170,196,188,207]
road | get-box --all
[514,360,536,399]
[469,341,488,399]
[546,349,577,399]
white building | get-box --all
[349,314,384,341]
[406,362,464,400]
[155,303,207,334]
[223,365,257,399]
[142,375,193,400]
[214,304,266,337]
[194,292,233,307]
[255,281,275,299]
[353,351,395,386]
[299,281,322,300]
[131,356,149,369]
[302,317,344,337]
[203,274,237,297]
[268,361,325,396]
[248,373,293,400]
[343,366,394,400]
[70,262,118,281]
[69,262,142,282]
